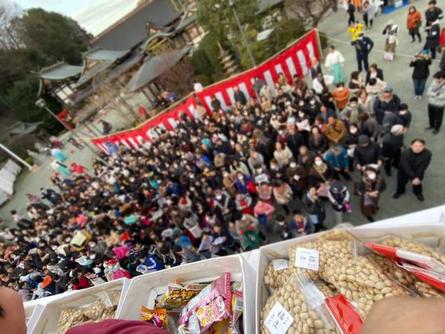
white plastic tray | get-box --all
[31,278,130,334]
[116,255,251,332]
[255,222,445,333]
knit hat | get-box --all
[390,124,404,136]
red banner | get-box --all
[92,29,320,153]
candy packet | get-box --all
[140,306,168,328]
[157,282,206,310]
[179,273,232,333]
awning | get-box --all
[125,46,191,93]
[8,122,43,136]
[40,63,83,81]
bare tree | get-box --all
[157,57,197,97]
[0,0,22,50]
[89,77,140,124]
[285,0,337,28]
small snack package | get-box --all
[158,282,206,310]
[140,306,168,329]
[179,273,232,333]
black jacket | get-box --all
[410,58,432,80]
[381,133,404,158]
[399,148,432,179]
[396,110,412,129]
[354,142,382,166]
[373,95,401,125]
[234,90,247,105]
[352,37,374,56]
[426,23,441,49]
[425,7,443,25]
[287,132,306,158]
[366,68,384,84]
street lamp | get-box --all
[226,0,256,68]
[35,98,98,156]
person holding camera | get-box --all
[410,50,432,99]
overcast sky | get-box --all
[15,0,100,16]
[14,0,139,35]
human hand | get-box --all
[412,178,421,185]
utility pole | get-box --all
[0,143,33,171]
[228,0,256,68]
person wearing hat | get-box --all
[354,167,386,222]
[373,86,401,125]
[394,139,432,202]
[426,70,445,134]
[354,134,382,172]
[381,124,405,176]
[382,19,399,61]
[351,32,374,72]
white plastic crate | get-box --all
[255,219,445,333]
[116,255,251,333]
[31,278,130,334]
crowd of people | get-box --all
[0,1,442,302]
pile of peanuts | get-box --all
[261,231,445,333]
[57,291,121,334]
[264,260,293,290]
[261,276,340,334]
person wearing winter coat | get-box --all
[328,180,351,225]
[357,112,378,141]
[373,86,401,125]
[285,161,309,198]
[362,1,375,29]
[382,20,399,61]
[354,134,383,172]
[325,117,347,144]
[233,87,247,105]
[407,6,423,43]
[273,142,293,168]
[303,187,326,232]
[425,20,441,59]
[323,145,352,180]
[426,70,445,134]
[272,180,294,215]
[344,123,361,172]
[425,0,443,27]
[396,103,412,132]
[351,33,374,72]
[381,124,405,176]
[393,139,432,201]
[308,126,329,154]
[410,51,432,98]
[355,167,386,222]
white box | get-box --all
[255,223,445,333]
[117,255,251,332]
[31,278,130,334]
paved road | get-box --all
[318,0,445,228]
[1,0,443,228]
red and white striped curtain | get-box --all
[92,29,321,154]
